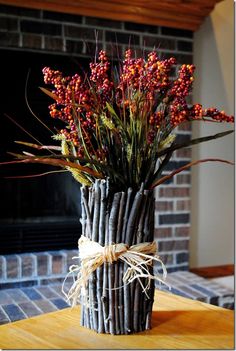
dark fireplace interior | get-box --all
[0,49,92,254]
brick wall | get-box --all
[0,250,77,289]
[0,4,193,278]
[155,132,192,272]
[0,4,193,59]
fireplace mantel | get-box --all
[0,0,222,31]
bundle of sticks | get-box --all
[79,179,156,334]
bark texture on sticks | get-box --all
[80,181,156,334]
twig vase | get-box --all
[80,179,155,335]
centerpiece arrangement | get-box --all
[2,49,234,335]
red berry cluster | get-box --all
[90,50,114,106]
[145,53,176,94]
[117,50,176,106]
[149,111,164,128]
[187,104,234,123]
[169,64,195,99]
[169,100,188,127]
[42,49,234,159]
[189,103,203,119]
[167,64,195,127]
[203,107,234,122]
[42,66,96,150]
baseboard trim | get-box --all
[190,264,234,279]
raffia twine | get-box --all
[62,235,170,307]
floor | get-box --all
[0,271,234,325]
[210,275,234,290]
[0,283,70,324]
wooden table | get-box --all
[0,290,234,349]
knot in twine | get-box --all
[103,243,128,263]
[62,235,169,307]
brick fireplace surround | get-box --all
[0,4,233,323]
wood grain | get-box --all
[0,0,220,31]
[0,290,233,349]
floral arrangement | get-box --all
[1,49,234,335]
[5,49,234,191]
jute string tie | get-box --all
[62,235,169,307]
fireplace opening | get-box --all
[0,49,91,254]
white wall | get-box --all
[190,0,234,267]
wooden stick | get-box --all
[92,180,100,243]
[121,188,133,244]
[136,190,149,244]
[125,184,144,332]
[116,192,126,335]
[123,272,131,332]
[108,192,121,335]
[114,193,123,335]
[80,186,90,329]
[143,192,152,242]
[80,185,86,328]
[81,186,92,239]
[102,263,109,333]
[133,281,141,332]
[108,262,115,334]
[88,186,95,216]
[149,196,155,241]
[122,188,134,334]
[102,182,111,333]
[109,192,121,243]
[90,181,99,333]
[126,184,144,246]
[114,262,120,334]
[80,185,86,237]
[132,190,149,332]
[97,180,106,334]
[88,185,97,331]
[145,271,155,330]
[143,191,155,331]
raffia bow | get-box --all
[63,235,169,307]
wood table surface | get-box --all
[0,290,234,350]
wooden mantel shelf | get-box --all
[0,0,223,31]
[0,290,234,349]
